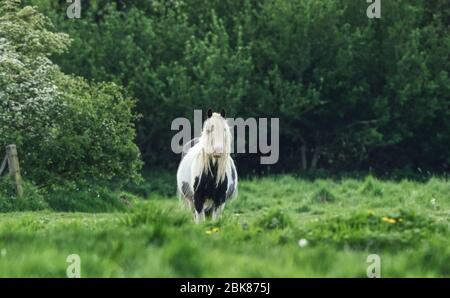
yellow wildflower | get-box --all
[205,227,220,235]
[382,217,396,224]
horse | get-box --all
[176,108,238,223]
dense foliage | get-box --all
[25,0,450,174]
[1,1,449,277]
[0,0,142,186]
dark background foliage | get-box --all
[26,0,450,176]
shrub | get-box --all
[312,187,337,203]
[0,1,142,188]
[359,176,383,197]
[124,170,175,198]
[0,177,48,212]
[123,201,191,228]
[44,184,134,212]
[255,209,292,230]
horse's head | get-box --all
[201,108,231,160]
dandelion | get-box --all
[205,227,220,235]
[298,239,308,248]
[382,217,396,224]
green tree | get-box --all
[0,0,142,186]
[27,0,450,173]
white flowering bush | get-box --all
[0,0,142,187]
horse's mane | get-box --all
[181,137,199,159]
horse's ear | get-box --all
[220,108,226,118]
[207,108,213,118]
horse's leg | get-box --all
[194,190,206,224]
[212,177,228,222]
[186,199,197,222]
[212,203,225,221]
[212,185,227,221]
[195,210,205,224]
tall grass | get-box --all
[0,174,449,277]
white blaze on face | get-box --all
[200,112,232,184]
[202,113,231,157]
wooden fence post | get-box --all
[6,144,23,198]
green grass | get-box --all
[0,175,449,277]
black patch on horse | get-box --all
[193,161,228,215]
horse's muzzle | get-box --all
[213,153,223,159]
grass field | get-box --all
[0,175,449,277]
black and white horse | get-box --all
[176,109,238,223]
